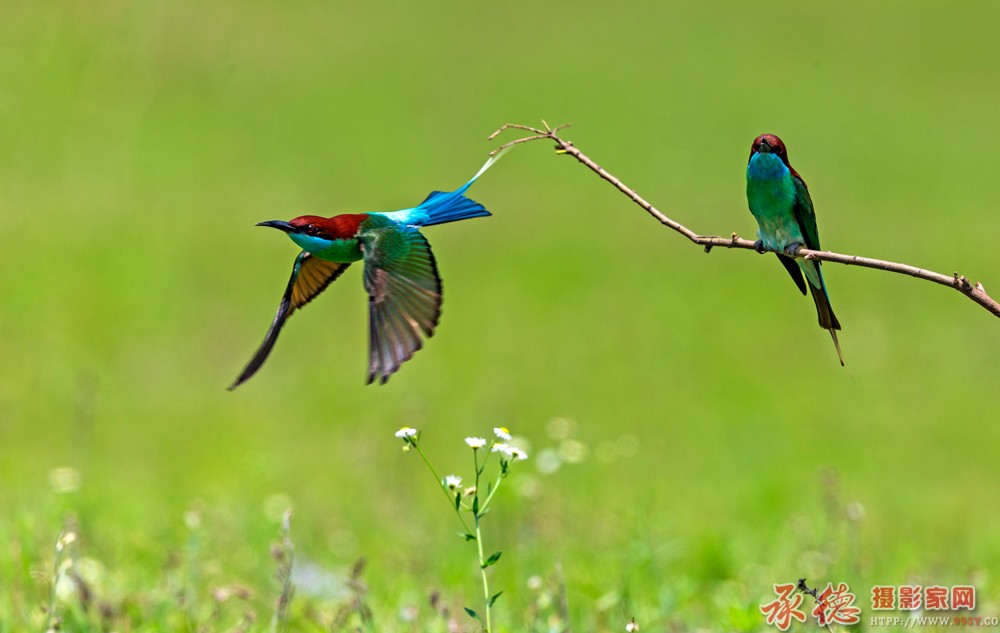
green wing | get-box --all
[230,252,350,390]
[791,175,821,251]
[359,218,442,384]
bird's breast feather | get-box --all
[289,234,363,263]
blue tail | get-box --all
[379,148,508,227]
[412,189,491,227]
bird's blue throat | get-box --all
[747,152,789,180]
[747,152,796,211]
[289,234,363,262]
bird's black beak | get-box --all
[256,220,296,233]
[757,138,772,153]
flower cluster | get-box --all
[460,428,529,463]
[393,423,530,633]
[394,427,419,451]
[396,425,529,468]
[492,443,527,461]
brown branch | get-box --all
[489,123,1000,319]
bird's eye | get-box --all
[306,224,317,235]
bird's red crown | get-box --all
[750,134,791,167]
[288,213,368,240]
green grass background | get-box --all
[1,1,998,630]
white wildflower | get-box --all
[494,427,512,441]
[626,619,640,632]
[443,475,462,490]
[494,443,527,461]
[465,437,487,449]
[395,427,418,439]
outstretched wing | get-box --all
[229,252,350,390]
[791,175,821,251]
[359,219,442,384]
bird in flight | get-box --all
[230,151,505,389]
[746,134,844,364]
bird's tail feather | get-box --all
[829,328,845,367]
[807,276,844,366]
[413,147,509,227]
[414,190,490,226]
[808,282,841,331]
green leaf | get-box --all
[454,491,461,511]
[464,607,481,624]
[482,551,502,568]
[461,532,477,541]
[472,496,479,516]
[487,590,504,607]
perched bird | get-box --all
[230,151,505,389]
[746,134,844,364]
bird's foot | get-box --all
[783,242,804,257]
[753,239,767,254]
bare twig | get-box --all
[489,123,1000,319]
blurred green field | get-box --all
[2,1,999,630]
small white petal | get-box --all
[494,443,528,461]
[395,427,418,439]
[494,427,512,441]
[465,437,487,449]
[443,475,463,489]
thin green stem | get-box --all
[473,448,492,633]
[478,471,505,515]
[413,443,472,534]
[476,517,491,633]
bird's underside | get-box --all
[229,225,443,389]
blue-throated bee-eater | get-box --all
[230,151,505,389]
[746,134,844,364]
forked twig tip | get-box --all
[487,124,514,141]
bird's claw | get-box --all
[783,242,804,257]
[753,239,767,254]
